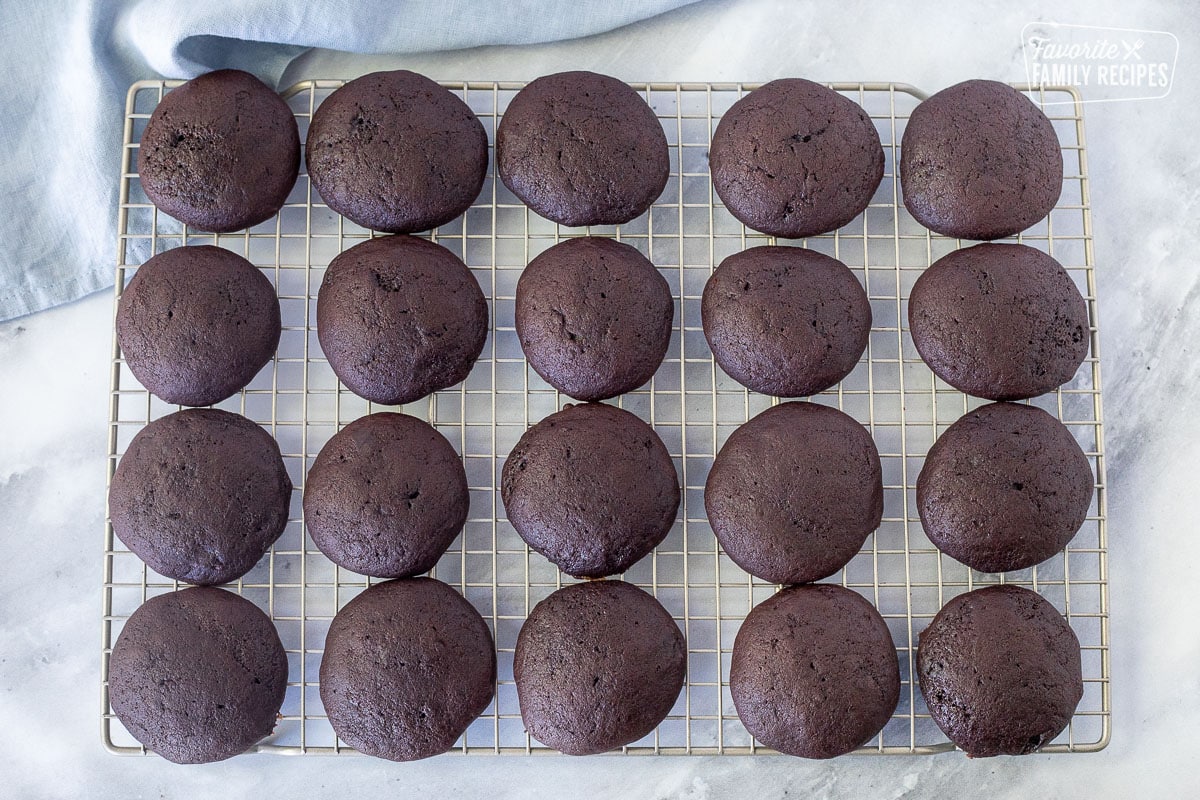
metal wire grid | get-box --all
[103,79,1109,756]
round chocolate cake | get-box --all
[108,587,288,763]
[709,78,884,238]
[501,403,679,578]
[316,234,488,406]
[303,412,469,578]
[138,69,300,232]
[516,237,673,401]
[702,245,870,397]
[496,71,669,226]
[917,584,1083,757]
[907,242,1089,400]
[319,578,496,761]
[513,580,686,755]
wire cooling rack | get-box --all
[104,79,1109,756]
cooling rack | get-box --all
[103,79,1109,756]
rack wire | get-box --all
[103,80,1109,756]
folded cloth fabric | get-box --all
[0,0,698,321]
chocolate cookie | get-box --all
[917,585,1083,756]
[730,584,899,758]
[705,402,882,585]
[108,409,292,585]
[108,587,288,763]
[702,246,871,397]
[306,70,488,233]
[496,71,669,226]
[513,580,686,755]
[900,79,1063,240]
[316,235,488,405]
[116,245,281,407]
[515,237,673,401]
[303,412,469,578]
[907,243,1089,400]
[319,578,496,761]
[138,69,300,233]
[709,79,884,238]
[501,403,679,578]
[918,403,1093,572]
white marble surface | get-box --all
[3,0,1199,796]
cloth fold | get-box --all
[0,0,698,321]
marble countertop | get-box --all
[3,0,1198,796]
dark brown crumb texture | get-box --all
[500,403,680,578]
[907,242,1089,400]
[138,69,300,233]
[917,402,1094,572]
[513,580,686,755]
[108,587,288,764]
[917,584,1083,757]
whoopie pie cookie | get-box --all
[319,578,496,761]
[514,580,686,755]
[917,402,1094,573]
[116,245,281,407]
[900,79,1063,240]
[705,402,882,585]
[501,403,679,578]
[316,235,488,406]
[108,587,288,763]
[917,584,1083,757]
[108,408,292,586]
[709,78,884,238]
[138,69,300,232]
[702,245,870,397]
[907,242,1089,400]
[730,584,899,758]
[497,71,669,226]
[516,237,673,401]
[303,412,469,578]
[306,70,488,233]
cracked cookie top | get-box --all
[900,79,1063,240]
[496,71,669,227]
[306,70,488,233]
[709,78,884,238]
[515,236,673,401]
[316,234,488,405]
[138,69,300,233]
